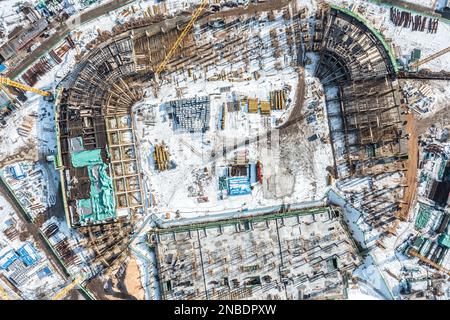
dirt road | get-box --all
[124,257,145,300]
[417,105,450,134]
[398,112,418,220]
[279,68,306,136]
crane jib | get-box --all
[0,77,52,97]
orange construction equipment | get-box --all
[260,101,271,115]
[154,144,170,171]
[269,90,286,110]
[248,98,259,113]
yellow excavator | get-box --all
[0,76,52,97]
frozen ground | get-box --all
[0,96,41,167]
[347,288,382,300]
[0,193,66,299]
[402,79,450,118]
[128,3,333,220]
[353,254,394,299]
[134,69,332,219]
[400,0,437,9]
[0,0,31,47]
[330,0,450,72]
[0,91,59,213]
[0,0,448,300]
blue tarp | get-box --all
[228,177,251,196]
[17,242,41,267]
[0,65,7,73]
[9,164,26,180]
[0,250,18,270]
[37,266,52,279]
[249,164,257,184]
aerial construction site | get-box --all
[0,0,449,302]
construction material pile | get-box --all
[389,7,438,33]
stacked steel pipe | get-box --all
[390,7,438,33]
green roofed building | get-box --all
[71,149,116,224]
[410,49,421,64]
[56,72,144,227]
[71,149,103,168]
[415,204,432,230]
[438,234,450,249]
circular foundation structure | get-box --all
[56,4,404,229]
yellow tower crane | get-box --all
[408,248,450,276]
[0,283,10,300]
[155,0,209,75]
[51,275,84,300]
[0,77,52,97]
[0,83,16,101]
[409,45,450,69]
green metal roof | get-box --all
[70,148,116,223]
[71,149,103,168]
[86,163,116,222]
[412,236,425,250]
[438,234,450,249]
[415,204,431,230]
[411,49,422,61]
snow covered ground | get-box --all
[0,194,66,299]
[0,96,41,167]
[0,0,448,300]
[0,0,30,47]
[0,90,59,214]
[330,0,450,72]
[402,79,450,118]
[134,68,332,220]
[401,0,437,9]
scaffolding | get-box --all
[152,206,361,300]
